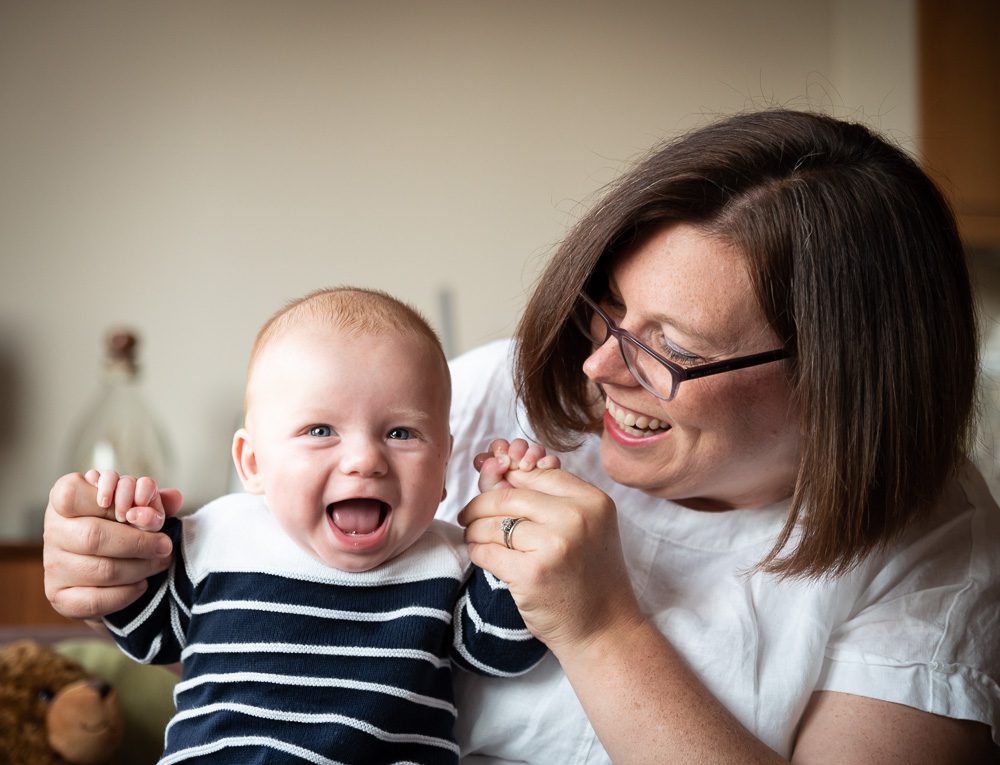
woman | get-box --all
[43,110,999,762]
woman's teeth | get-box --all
[606,398,670,437]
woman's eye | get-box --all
[308,425,333,437]
[655,334,702,366]
[387,427,412,440]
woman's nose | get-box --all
[338,439,388,476]
[582,337,635,387]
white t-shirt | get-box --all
[440,339,1000,763]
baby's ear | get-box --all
[232,429,265,494]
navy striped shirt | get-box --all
[104,494,545,764]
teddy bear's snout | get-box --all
[46,678,124,765]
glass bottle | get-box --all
[64,330,174,481]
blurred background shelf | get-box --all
[0,543,79,629]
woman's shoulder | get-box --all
[816,460,1000,740]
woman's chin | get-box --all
[599,435,677,496]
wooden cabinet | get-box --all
[919,0,1000,249]
[0,543,76,626]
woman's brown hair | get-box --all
[515,109,978,577]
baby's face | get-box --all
[239,325,452,572]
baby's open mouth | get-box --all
[327,499,390,535]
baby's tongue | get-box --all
[330,499,384,534]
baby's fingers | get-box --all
[537,454,561,470]
[124,477,168,531]
[477,453,512,493]
[513,443,548,471]
[113,475,138,522]
[506,439,530,465]
[94,471,120,512]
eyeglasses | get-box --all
[572,292,792,401]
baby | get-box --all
[89,287,548,765]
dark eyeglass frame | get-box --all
[574,292,792,401]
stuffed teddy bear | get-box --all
[0,639,124,765]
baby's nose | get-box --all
[338,439,388,476]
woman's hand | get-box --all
[460,439,644,653]
[42,472,183,620]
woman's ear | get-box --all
[232,428,265,494]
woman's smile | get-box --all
[604,396,671,438]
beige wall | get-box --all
[0,0,916,538]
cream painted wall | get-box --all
[0,0,917,538]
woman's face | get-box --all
[583,223,801,510]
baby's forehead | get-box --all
[249,322,451,392]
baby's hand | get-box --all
[83,469,165,531]
[474,438,560,492]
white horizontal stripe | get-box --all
[166,703,459,754]
[450,637,525,678]
[170,576,192,619]
[169,598,187,653]
[458,592,535,641]
[158,735,347,765]
[103,573,169,637]
[174,671,457,714]
[179,642,451,668]
[483,569,509,591]
[111,633,162,665]
[450,602,528,678]
[192,599,451,624]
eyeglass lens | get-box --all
[573,298,678,399]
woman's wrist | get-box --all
[550,602,652,668]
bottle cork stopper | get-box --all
[106,330,138,370]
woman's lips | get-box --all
[605,397,671,437]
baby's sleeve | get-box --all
[814,471,1000,745]
[103,517,195,665]
[451,565,547,677]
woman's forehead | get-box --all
[608,224,771,347]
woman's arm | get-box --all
[460,463,997,764]
[43,472,182,619]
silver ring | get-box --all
[500,516,524,550]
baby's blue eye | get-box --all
[309,425,333,437]
[387,427,412,440]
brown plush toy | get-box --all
[0,640,124,765]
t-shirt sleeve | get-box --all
[815,465,1000,744]
[451,566,547,677]
[102,516,194,665]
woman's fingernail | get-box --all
[155,536,172,556]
